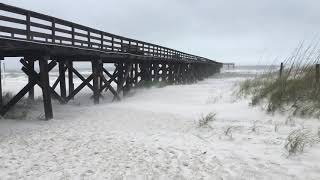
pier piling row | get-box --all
[0,3,222,119]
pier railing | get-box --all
[0,3,214,63]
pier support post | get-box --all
[26,57,35,101]
[316,64,319,84]
[168,63,174,84]
[92,60,101,104]
[39,56,53,120]
[123,63,132,96]
[117,62,124,93]
[154,62,159,83]
[100,63,104,89]
[134,63,139,86]
[162,63,166,82]
[129,63,134,88]
[0,57,3,108]
[59,60,66,101]
[67,60,74,99]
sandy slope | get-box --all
[0,69,319,179]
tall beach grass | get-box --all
[238,42,320,118]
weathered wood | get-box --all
[92,60,101,104]
[134,63,139,85]
[27,58,35,100]
[99,63,104,89]
[100,66,118,92]
[70,66,94,90]
[123,63,133,96]
[316,64,319,84]
[0,3,222,67]
[22,67,65,104]
[0,58,2,108]
[21,59,65,104]
[168,63,174,84]
[67,60,74,98]
[59,61,66,100]
[117,63,124,93]
[52,65,67,90]
[279,62,284,78]
[0,3,224,119]
[39,56,53,120]
[100,73,121,100]
[162,63,167,82]
[100,67,118,92]
[66,74,93,101]
[153,63,159,82]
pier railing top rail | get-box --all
[0,3,219,64]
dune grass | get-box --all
[285,128,319,156]
[238,42,320,118]
[198,112,216,128]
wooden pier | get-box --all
[223,63,235,69]
[0,3,222,120]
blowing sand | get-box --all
[0,67,319,179]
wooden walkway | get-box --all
[0,3,222,119]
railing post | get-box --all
[52,18,56,43]
[100,32,103,50]
[88,31,91,47]
[71,26,75,46]
[111,37,114,51]
[120,39,123,52]
[26,12,31,40]
[141,43,145,55]
[316,64,319,84]
[136,42,139,54]
[279,62,284,78]
[128,41,131,52]
[156,46,159,57]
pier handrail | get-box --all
[0,3,219,64]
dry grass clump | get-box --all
[224,126,239,139]
[198,112,216,128]
[284,128,319,156]
[238,42,320,118]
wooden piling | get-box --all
[117,63,124,93]
[0,3,224,119]
[316,64,319,84]
[59,61,66,101]
[0,57,3,108]
[67,60,74,98]
[99,63,104,89]
[39,56,53,120]
[134,63,138,86]
[124,63,133,95]
[154,63,159,82]
[92,60,101,104]
[27,58,35,101]
[279,62,284,78]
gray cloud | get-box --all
[1,0,320,65]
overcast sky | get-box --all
[1,0,320,66]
